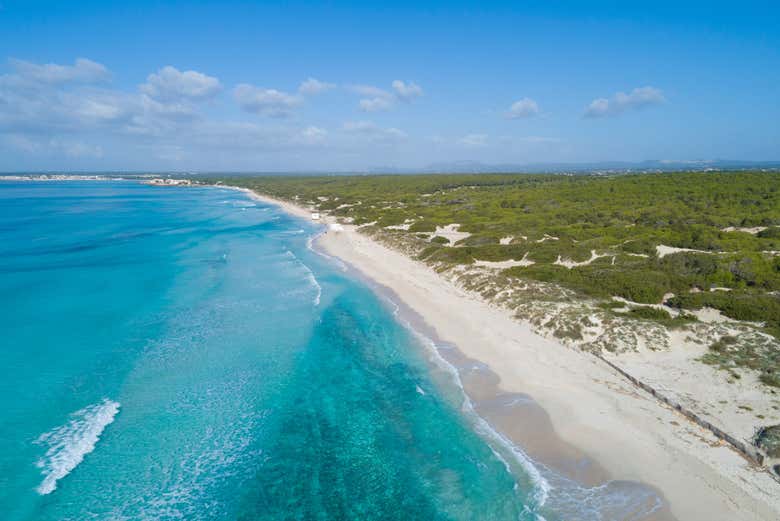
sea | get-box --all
[0,180,664,521]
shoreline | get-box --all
[243,187,780,521]
[350,265,672,519]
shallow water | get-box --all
[0,181,547,520]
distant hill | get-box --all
[406,159,780,174]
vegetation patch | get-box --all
[754,425,780,458]
[628,307,672,320]
[701,334,780,388]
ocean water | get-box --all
[0,181,548,520]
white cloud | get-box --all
[392,80,423,101]
[188,121,326,150]
[154,144,186,162]
[56,140,104,158]
[9,57,110,84]
[2,134,103,158]
[359,97,393,112]
[348,84,392,98]
[0,58,342,166]
[517,136,560,144]
[496,135,562,147]
[584,86,665,118]
[0,75,136,133]
[298,125,327,144]
[70,93,131,124]
[507,97,539,119]
[458,133,488,147]
[141,66,221,102]
[343,120,406,142]
[0,59,210,141]
[233,84,302,117]
[298,78,335,95]
[349,81,423,111]
[351,84,393,112]
[1,58,437,167]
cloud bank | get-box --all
[0,57,574,170]
[233,84,302,118]
[141,66,221,102]
[349,80,424,112]
[9,57,110,84]
[298,78,335,95]
[584,86,665,118]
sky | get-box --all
[0,0,778,172]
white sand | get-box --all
[722,226,767,234]
[385,219,415,231]
[474,252,535,269]
[430,223,471,245]
[656,244,735,258]
[613,328,780,448]
[240,190,314,220]
[611,296,682,316]
[536,233,559,243]
[253,191,780,521]
[656,245,710,258]
[554,249,611,269]
[688,306,765,327]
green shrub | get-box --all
[408,220,437,233]
[758,227,780,239]
[755,425,780,456]
[628,307,672,320]
[709,335,738,352]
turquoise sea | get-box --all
[0,181,552,520]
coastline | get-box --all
[245,187,780,521]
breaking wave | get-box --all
[35,398,120,495]
[284,250,322,306]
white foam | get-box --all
[35,398,120,495]
[286,250,322,306]
[306,231,348,272]
[306,268,322,306]
[540,475,662,521]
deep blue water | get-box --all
[0,181,547,520]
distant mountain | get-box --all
[392,159,780,174]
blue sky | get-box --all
[0,1,778,171]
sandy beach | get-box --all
[248,189,780,521]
